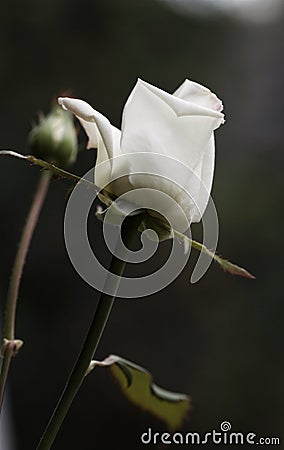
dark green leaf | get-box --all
[89,355,190,430]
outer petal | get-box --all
[121,79,223,164]
[136,79,224,122]
[58,97,121,187]
[120,79,223,228]
[173,79,224,114]
[178,135,215,223]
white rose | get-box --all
[58,79,224,232]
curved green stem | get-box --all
[36,217,139,450]
[0,170,51,411]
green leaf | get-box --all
[88,355,190,430]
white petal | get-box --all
[119,79,222,229]
[178,135,215,223]
[121,79,218,183]
[58,97,121,187]
[174,79,224,114]
[136,79,224,124]
[58,97,121,158]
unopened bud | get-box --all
[29,105,78,167]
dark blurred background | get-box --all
[0,0,283,448]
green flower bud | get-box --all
[29,105,78,167]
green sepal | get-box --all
[139,211,173,242]
[174,229,255,279]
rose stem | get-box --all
[36,215,140,450]
[0,170,51,411]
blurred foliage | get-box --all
[0,0,283,449]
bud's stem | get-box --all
[0,344,13,412]
[0,170,51,411]
[36,216,140,450]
